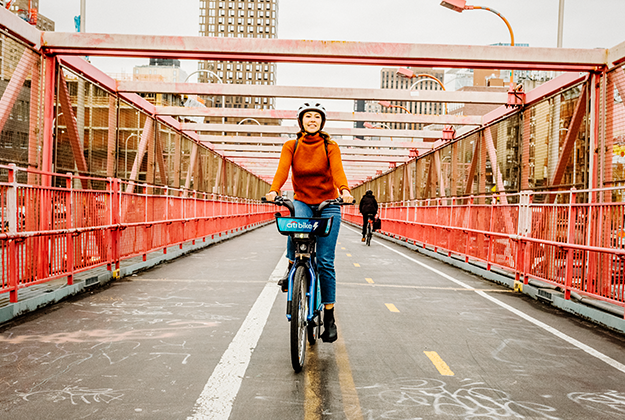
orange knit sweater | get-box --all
[270,134,350,205]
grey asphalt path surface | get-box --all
[1,222,625,419]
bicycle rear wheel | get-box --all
[290,265,308,372]
[366,222,373,246]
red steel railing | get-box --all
[343,189,625,316]
[0,164,275,303]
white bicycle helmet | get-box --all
[297,102,326,131]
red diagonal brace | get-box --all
[484,127,507,205]
[58,71,89,187]
[154,128,168,186]
[550,86,588,189]
[0,49,36,133]
[184,142,199,194]
[126,116,154,193]
[464,136,480,195]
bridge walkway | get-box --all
[1,222,624,419]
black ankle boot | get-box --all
[321,307,337,343]
[277,261,293,293]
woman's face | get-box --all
[302,111,322,134]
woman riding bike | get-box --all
[265,103,353,343]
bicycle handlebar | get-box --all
[261,196,354,216]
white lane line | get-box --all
[187,253,287,420]
[343,225,625,375]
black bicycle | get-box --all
[264,196,351,372]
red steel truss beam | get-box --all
[183,123,444,139]
[27,56,41,184]
[211,144,423,157]
[124,81,506,105]
[199,135,434,150]
[106,96,117,177]
[156,106,483,126]
[217,151,411,164]
[41,32,607,71]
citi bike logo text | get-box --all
[286,221,319,230]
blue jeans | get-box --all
[286,200,341,305]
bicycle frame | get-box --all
[286,257,322,323]
[268,197,337,323]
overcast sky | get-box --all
[40,0,625,118]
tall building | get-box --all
[132,59,188,106]
[198,0,278,116]
[380,67,444,130]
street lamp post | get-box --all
[123,133,139,180]
[184,70,226,133]
[397,68,448,115]
[440,0,524,107]
[236,118,262,137]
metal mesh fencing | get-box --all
[0,36,43,176]
[354,80,589,203]
[604,64,625,196]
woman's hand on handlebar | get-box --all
[341,189,355,204]
[265,191,278,202]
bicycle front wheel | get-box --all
[290,264,308,372]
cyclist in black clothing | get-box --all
[359,190,378,242]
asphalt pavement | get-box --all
[1,222,624,419]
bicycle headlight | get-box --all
[294,233,309,239]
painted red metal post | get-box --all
[41,55,55,184]
[464,195,474,262]
[8,164,18,303]
[563,189,577,300]
[486,196,496,271]
[65,174,74,285]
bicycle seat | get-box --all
[275,216,333,237]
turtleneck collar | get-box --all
[302,133,323,143]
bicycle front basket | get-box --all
[275,216,333,237]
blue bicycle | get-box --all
[265,196,349,372]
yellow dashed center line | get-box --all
[385,303,400,312]
[346,253,352,257]
[424,351,454,376]
[341,247,346,250]
[365,278,374,284]
[353,263,360,267]
[335,324,364,420]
